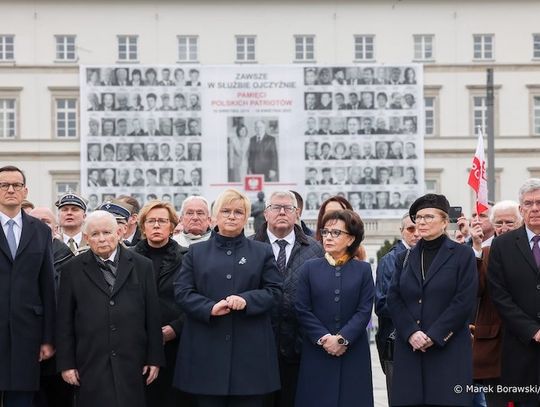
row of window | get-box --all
[1,92,540,139]
[1,34,540,63]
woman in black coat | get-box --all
[174,188,282,407]
[131,200,186,407]
[387,194,477,406]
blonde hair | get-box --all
[138,200,179,238]
[212,189,251,219]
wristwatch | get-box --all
[337,335,349,346]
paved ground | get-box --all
[370,342,389,407]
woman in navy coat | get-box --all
[174,188,282,407]
[387,194,477,406]
[295,209,374,407]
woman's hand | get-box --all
[226,295,247,311]
[408,330,430,351]
[322,335,347,357]
[211,299,231,316]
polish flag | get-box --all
[467,129,489,214]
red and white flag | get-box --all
[467,129,489,214]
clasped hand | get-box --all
[320,334,347,357]
[408,330,433,352]
[211,295,247,316]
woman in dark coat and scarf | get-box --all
[174,188,282,407]
[131,200,185,407]
[387,194,477,406]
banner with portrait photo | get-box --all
[80,64,423,218]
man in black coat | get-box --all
[56,210,164,407]
[0,165,56,407]
[247,120,279,182]
[489,178,540,406]
[252,191,324,407]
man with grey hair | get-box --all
[375,213,420,406]
[252,190,323,407]
[56,210,164,407]
[247,120,279,182]
[172,195,212,250]
[489,178,540,406]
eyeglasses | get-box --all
[184,210,207,218]
[320,228,351,238]
[493,220,515,228]
[0,182,25,191]
[266,204,296,214]
[144,218,170,226]
[405,226,417,233]
[522,200,540,209]
[220,209,245,219]
[412,214,441,224]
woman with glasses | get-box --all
[387,193,477,406]
[174,188,282,407]
[131,200,185,407]
[295,209,374,407]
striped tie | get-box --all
[276,240,288,275]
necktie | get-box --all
[99,259,117,291]
[68,238,77,254]
[276,240,288,275]
[532,235,540,268]
[6,219,17,259]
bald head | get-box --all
[30,207,57,231]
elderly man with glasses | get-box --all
[172,196,212,250]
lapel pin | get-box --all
[239,257,247,265]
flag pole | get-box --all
[486,68,495,203]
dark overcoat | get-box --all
[56,246,164,407]
[488,226,540,402]
[387,236,477,406]
[0,211,56,391]
[173,231,282,395]
[295,258,374,407]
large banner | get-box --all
[80,64,424,218]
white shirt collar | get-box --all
[63,231,83,246]
[99,248,118,263]
[266,228,295,246]
[0,210,22,228]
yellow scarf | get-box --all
[325,252,351,266]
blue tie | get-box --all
[276,240,288,275]
[6,219,17,259]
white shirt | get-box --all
[0,210,22,246]
[267,229,295,264]
[63,231,83,247]
[99,248,118,263]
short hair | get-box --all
[117,195,141,214]
[212,188,251,219]
[180,195,211,216]
[316,196,353,242]
[147,93,157,100]
[21,200,34,211]
[289,190,303,211]
[518,178,540,204]
[82,210,118,234]
[490,200,522,223]
[321,209,364,256]
[132,69,142,77]
[146,169,157,176]
[0,165,26,184]
[138,200,178,238]
[266,191,298,208]
[400,212,411,229]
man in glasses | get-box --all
[375,212,420,405]
[252,190,323,407]
[0,165,56,407]
[172,196,212,250]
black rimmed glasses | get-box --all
[320,228,351,238]
[0,182,25,191]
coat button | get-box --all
[537,284,540,290]
[111,351,116,357]
[335,272,341,277]
[109,300,115,306]
[537,312,540,319]
[418,299,422,304]
[110,324,116,331]
[416,320,420,324]
[334,316,340,321]
[226,274,232,280]
[226,250,232,255]
[335,266,341,271]
[225,335,231,341]
[334,296,340,302]
[334,289,340,294]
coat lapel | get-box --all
[407,245,422,285]
[0,221,12,261]
[82,252,111,296]
[515,226,538,274]
[423,237,454,286]
[111,247,134,297]
[17,211,36,256]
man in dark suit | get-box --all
[489,178,540,406]
[247,120,279,182]
[0,165,55,407]
[56,210,164,407]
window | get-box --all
[354,35,374,61]
[117,35,138,61]
[424,86,441,137]
[533,96,540,135]
[294,35,315,62]
[236,36,256,62]
[473,34,494,60]
[472,96,487,134]
[0,98,16,138]
[424,97,436,136]
[425,169,443,194]
[50,170,80,206]
[468,85,500,137]
[178,36,198,62]
[55,98,78,138]
[0,35,14,61]
[55,35,76,61]
[414,34,434,61]
[534,34,540,59]
[55,181,79,198]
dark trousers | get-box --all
[382,360,394,406]
[195,395,266,407]
[1,391,34,407]
[34,374,73,407]
[271,356,299,407]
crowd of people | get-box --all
[1,163,540,407]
